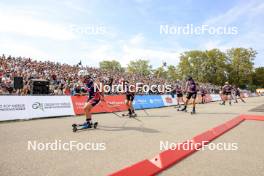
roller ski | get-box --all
[174,104,181,109]
[122,113,137,117]
[177,106,187,112]
[129,113,137,118]
[122,113,129,117]
[72,121,98,132]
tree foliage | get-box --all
[226,48,257,88]
[252,67,264,88]
[127,59,152,76]
[99,60,123,72]
[177,48,257,87]
[99,48,261,90]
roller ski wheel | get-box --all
[190,111,196,115]
[72,122,98,132]
[72,124,77,132]
[122,113,129,117]
[93,122,98,129]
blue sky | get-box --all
[0,0,263,68]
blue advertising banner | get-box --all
[133,95,165,110]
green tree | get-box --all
[204,49,228,85]
[167,65,179,81]
[178,50,208,82]
[99,60,123,72]
[127,59,152,76]
[252,67,264,88]
[178,53,192,80]
[153,66,167,79]
[227,48,257,88]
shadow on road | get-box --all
[98,125,160,133]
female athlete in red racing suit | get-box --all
[83,76,104,126]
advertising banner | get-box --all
[133,95,164,109]
[0,96,74,121]
[71,95,127,115]
[161,95,177,106]
[210,94,222,101]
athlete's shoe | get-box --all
[82,121,92,128]
[179,106,187,111]
[129,113,137,118]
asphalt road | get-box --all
[0,96,263,176]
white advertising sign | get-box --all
[210,94,222,101]
[161,95,177,106]
[0,96,74,121]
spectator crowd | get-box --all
[0,54,221,95]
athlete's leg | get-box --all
[180,96,184,106]
[192,98,196,112]
[180,93,190,111]
[234,93,238,103]
[130,95,135,114]
[202,95,205,104]
[178,94,183,108]
[239,94,246,103]
[228,94,232,105]
[127,101,132,115]
[126,102,131,115]
[221,94,226,105]
[84,102,92,120]
[83,102,93,127]
[192,93,197,112]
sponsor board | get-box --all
[210,94,222,101]
[71,95,127,115]
[161,95,177,106]
[0,96,74,121]
[1,94,232,121]
[133,95,164,109]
